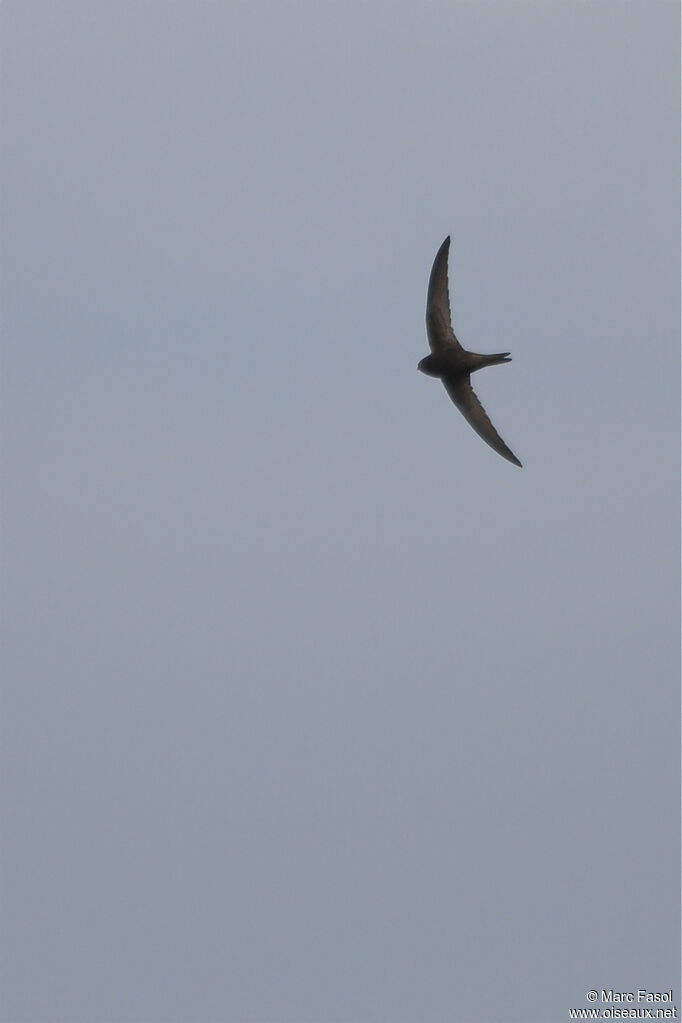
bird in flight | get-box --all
[418,236,522,467]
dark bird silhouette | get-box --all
[418,236,522,467]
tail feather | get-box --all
[471,352,512,370]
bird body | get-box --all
[418,349,511,377]
[418,236,522,468]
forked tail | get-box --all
[471,352,512,370]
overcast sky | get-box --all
[2,3,679,1022]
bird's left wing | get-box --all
[426,236,462,353]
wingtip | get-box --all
[504,448,523,468]
[435,235,450,257]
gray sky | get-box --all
[2,2,679,1022]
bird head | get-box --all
[417,354,441,378]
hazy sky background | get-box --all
[2,3,679,1022]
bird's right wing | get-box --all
[443,374,522,467]
[426,236,462,353]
